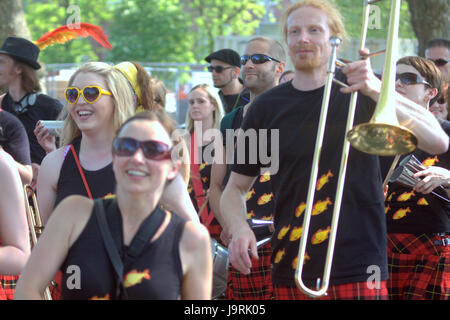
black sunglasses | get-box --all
[112,137,172,161]
[395,72,431,87]
[431,58,449,67]
[207,65,232,73]
[241,54,280,66]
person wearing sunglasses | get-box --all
[185,84,224,242]
[209,36,286,300]
[0,37,63,185]
[0,148,30,300]
[425,38,450,82]
[205,48,250,114]
[15,110,212,300]
[219,0,448,301]
[381,56,450,300]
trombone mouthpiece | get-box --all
[330,36,341,47]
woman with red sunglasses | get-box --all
[15,110,212,300]
[382,56,450,300]
[34,62,198,299]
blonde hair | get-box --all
[280,0,347,43]
[61,62,135,146]
[185,84,224,133]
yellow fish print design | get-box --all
[123,269,151,288]
[257,192,273,205]
[316,170,334,191]
[312,197,332,216]
[246,210,255,219]
[295,202,306,218]
[246,188,255,201]
[392,207,411,220]
[289,226,303,242]
[277,225,290,240]
[291,252,310,269]
[422,156,439,167]
[259,171,271,183]
[417,198,429,206]
[103,193,116,199]
[397,191,415,202]
[311,226,331,245]
[274,249,286,264]
[387,192,395,202]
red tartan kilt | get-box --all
[274,280,388,300]
[0,275,19,300]
[387,233,450,300]
[206,221,223,244]
[226,242,273,300]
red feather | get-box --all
[35,23,112,50]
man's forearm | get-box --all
[220,184,248,233]
[395,94,449,155]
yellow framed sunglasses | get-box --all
[64,86,112,104]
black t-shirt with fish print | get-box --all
[384,123,450,234]
[231,70,387,287]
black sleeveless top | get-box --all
[60,198,185,300]
[55,137,116,206]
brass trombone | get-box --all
[294,0,417,297]
[23,184,53,300]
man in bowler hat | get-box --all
[0,36,63,183]
[205,48,250,113]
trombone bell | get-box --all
[347,122,417,156]
[347,0,417,157]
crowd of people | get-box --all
[0,0,449,300]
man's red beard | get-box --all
[290,45,321,71]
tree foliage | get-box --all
[106,0,194,63]
[184,0,266,60]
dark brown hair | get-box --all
[397,56,443,105]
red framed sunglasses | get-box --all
[112,137,172,160]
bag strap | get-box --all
[124,206,166,265]
[93,198,126,299]
[190,132,214,226]
[70,144,93,199]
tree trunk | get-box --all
[406,0,450,56]
[0,0,31,44]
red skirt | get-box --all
[226,242,273,300]
[387,233,450,300]
[274,280,388,300]
[0,275,19,300]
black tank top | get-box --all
[60,198,185,300]
[55,137,116,206]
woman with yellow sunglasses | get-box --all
[34,62,199,299]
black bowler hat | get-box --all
[205,48,241,68]
[0,36,41,70]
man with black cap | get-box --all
[205,48,250,114]
[0,36,63,181]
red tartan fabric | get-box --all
[0,275,19,300]
[387,233,450,300]
[274,280,388,300]
[207,223,223,244]
[226,242,273,300]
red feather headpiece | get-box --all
[35,23,112,50]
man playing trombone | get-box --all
[220,0,448,300]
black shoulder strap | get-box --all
[93,198,126,299]
[124,206,166,266]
